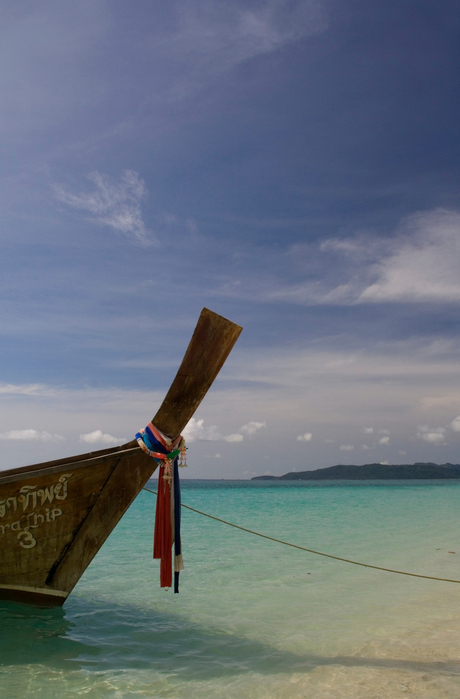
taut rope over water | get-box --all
[143,486,460,585]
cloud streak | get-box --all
[357,210,460,303]
[0,429,64,442]
[153,0,328,100]
[318,209,460,304]
[54,171,154,246]
[0,384,49,396]
[183,418,266,443]
[221,208,460,307]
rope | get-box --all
[142,486,460,584]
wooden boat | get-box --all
[0,308,242,607]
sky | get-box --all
[1,0,460,478]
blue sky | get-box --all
[2,0,460,477]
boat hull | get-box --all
[0,445,152,606]
[0,308,242,606]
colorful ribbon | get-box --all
[135,423,186,592]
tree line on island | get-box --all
[252,463,460,480]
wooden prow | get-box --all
[48,309,242,594]
[0,308,242,606]
[152,308,242,438]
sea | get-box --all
[2,478,460,698]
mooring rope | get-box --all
[142,487,460,584]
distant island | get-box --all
[252,462,460,480]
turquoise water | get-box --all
[2,479,460,698]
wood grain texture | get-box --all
[0,459,116,589]
[152,308,242,438]
[47,308,242,594]
[0,308,242,604]
[49,449,154,592]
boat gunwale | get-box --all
[0,443,141,486]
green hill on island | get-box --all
[252,462,460,480]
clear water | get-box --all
[2,479,460,698]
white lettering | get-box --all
[0,474,71,547]
[17,530,37,549]
[18,485,38,512]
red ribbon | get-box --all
[153,463,173,588]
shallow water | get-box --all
[1,479,460,698]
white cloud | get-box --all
[182,418,223,443]
[238,421,266,436]
[364,427,374,434]
[0,429,64,442]
[379,429,390,434]
[340,444,354,451]
[54,171,154,246]
[225,433,244,442]
[450,416,460,432]
[157,0,327,96]
[378,436,390,445]
[0,383,48,395]
[214,453,221,458]
[416,425,447,445]
[380,461,388,466]
[362,444,371,450]
[238,208,460,307]
[79,430,125,445]
[237,1,327,54]
[357,210,460,303]
[183,418,265,444]
[297,432,312,442]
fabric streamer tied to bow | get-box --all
[135,422,187,592]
